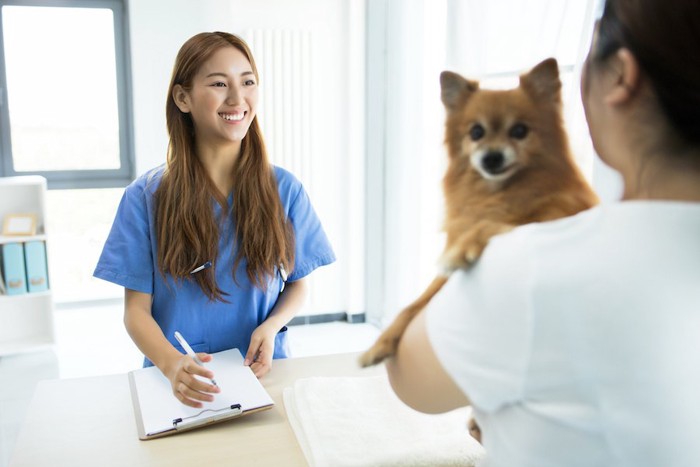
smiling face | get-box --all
[173,45,258,152]
[441,59,566,189]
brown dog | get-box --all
[359,58,598,369]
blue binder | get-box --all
[2,242,27,295]
[24,241,49,293]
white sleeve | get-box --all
[426,229,534,412]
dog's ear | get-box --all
[440,71,478,111]
[520,58,561,101]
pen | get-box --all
[279,264,288,293]
[190,261,212,274]
[174,331,218,387]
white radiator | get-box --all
[246,29,313,185]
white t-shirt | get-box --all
[426,201,700,467]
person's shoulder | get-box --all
[482,206,602,261]
[272,164,304,194]
[125,164,165,197]
[601,200,700,224]
[518,200,700,242]
[512,205,601,241]
[272,164,301,184]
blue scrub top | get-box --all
[94,165,336,366]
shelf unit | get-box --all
[0,175,55,355]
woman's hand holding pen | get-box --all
[245,322,278,378]
[164,353,221,408]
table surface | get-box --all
[9,351,384,467]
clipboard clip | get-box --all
[172,404,242,430]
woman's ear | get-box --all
[605,48,641,106]
[172,84,191,113]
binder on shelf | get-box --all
[24,240,49,293]
[2,242,27,295]
[128,348,274,440]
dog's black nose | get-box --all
[482,151,505,173]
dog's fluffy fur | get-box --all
[359,58,599,368]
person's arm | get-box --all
[124,288,220,407]
[385,310,470,414]
[245,277,309,377]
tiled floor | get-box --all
[0,302,380,467]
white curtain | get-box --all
[366,0,605,326]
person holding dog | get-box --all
[386,0,700,466]
[94,32,335,408]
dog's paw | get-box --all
[438,246,470,271]
[358,336,399,367]
[448,221,516,268]
[464,242,486,263]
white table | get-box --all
[10,352,384,467]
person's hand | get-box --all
[164,352,220,408]
[245,322,277,378]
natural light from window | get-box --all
[45,188,123,303]
[2,6,120,172]
[398,0,599,313]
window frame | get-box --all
[0,0,134,189]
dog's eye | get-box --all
[509,123,529,140]
[470,124,485,141]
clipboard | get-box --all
[128,348,274,440]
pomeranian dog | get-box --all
[359,58,599,369]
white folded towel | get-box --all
[283,374,485,467]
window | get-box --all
[446,0,598,177]
[0,0,132,304]
[0,0,133,188]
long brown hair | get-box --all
[594,0,700,146]
[155,32,295,301]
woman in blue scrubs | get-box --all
[94,32,335,408]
